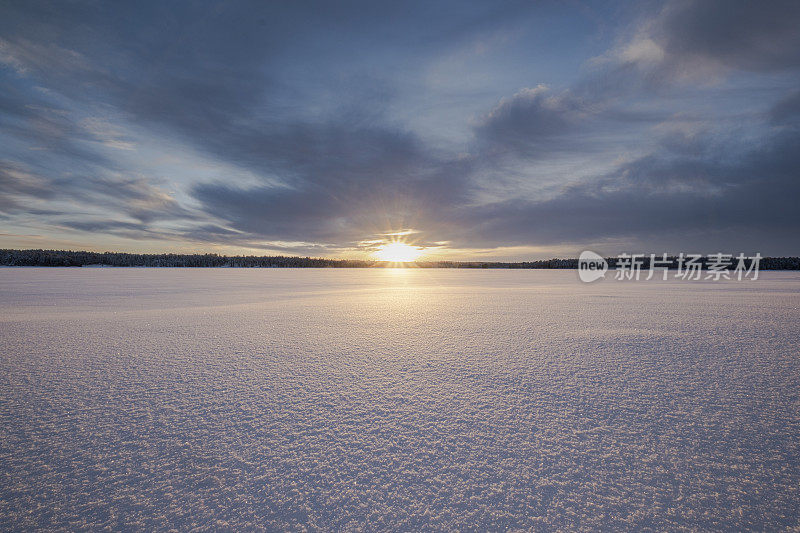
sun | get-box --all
[374,241,422,262]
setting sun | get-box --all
[373,242,422,262]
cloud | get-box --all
[0,159,193,228]
[191,123,474,246]
[0,0,799,256]
[601,0,800,85]
[0,83,117,171]
[448,125,800,251]
[770,90,800,124]
[61,175,194,223]
[0,161,54,214]
[655,0,800,73]
[474,85,596,157]
[0,37,90,76]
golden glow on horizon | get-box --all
[373,241,423,262]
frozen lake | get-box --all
[1,268,799,530]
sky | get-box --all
[0,0,798,260]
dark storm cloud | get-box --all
[652,0,800,74]
[770,90,800,124]
[565,0,800,108]
[474,0,800,159]
[474,86,594,157]
[444,0,800,252]
[449,126,800,250]
[0,0,799,255]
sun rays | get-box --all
[373,241,423,263]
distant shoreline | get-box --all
[2,249,799,270]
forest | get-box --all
[1,249,799,269]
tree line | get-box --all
[1,249,799,269]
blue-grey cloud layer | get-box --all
[1,0,798,256]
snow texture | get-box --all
[1,268,799,531]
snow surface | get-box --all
[1,268,799,531]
